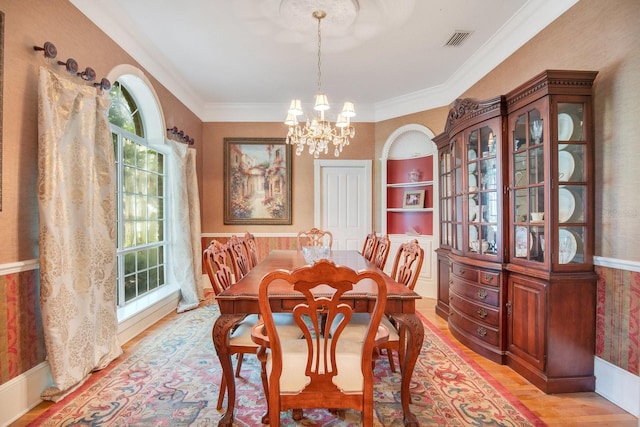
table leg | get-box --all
[212,313,245,427]
[392,313,424,427]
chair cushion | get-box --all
[267,338,365,394]
[337,313,399,342]
[230,313,301,346]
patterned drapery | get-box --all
[37,67,122,401]
[169,140,204,312]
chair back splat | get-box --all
[361,231,377,261]
[372,234,391,270]
[391,239,424,291]
[252,260,388,426]
[243,232,259,269]
[297,227,333,249]
[227,234,251,280]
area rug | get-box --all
[30,295,546,426]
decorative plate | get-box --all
[558,150,575,182]
[515,226,532,257]
[559,228,578,264]
[558,187,576,223]
[558,113,574,141]
[468,149,477,172]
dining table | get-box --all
[212,249,424,427]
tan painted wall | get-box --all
[0,0,202,264]
[200,121,376,234]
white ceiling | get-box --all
[69,0,578,122]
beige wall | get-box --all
[0,0,202,264]
[200,121,376,234]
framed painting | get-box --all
[223,137,292,225]
[403,190,424,209]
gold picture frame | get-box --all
[223,137,292,225]
[403,190,425,209]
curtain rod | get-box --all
[33,41,111,91]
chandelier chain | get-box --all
[316,13,322,93]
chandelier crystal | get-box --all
[285,10,356,158]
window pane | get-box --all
[136,221,147,245]
[111,79,166,308]
[123,139,136,166]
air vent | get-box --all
[445,30,472,47]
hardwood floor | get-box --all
[11,298,638,426]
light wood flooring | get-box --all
[10,298,638,426]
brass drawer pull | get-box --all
[458,268,465,274]
[477,326,487,337]
[477,308,488,319]
[477,289,488,300]
[484,274,494,282]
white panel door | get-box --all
[314,160,372,251]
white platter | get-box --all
[469,198,477,221]
[469,225,479,242]
[559,228,578,264]
[515,226,532,257]
[558,150,575,181]
[558,187,576,223]
[468,149,477,172]
[558,113,574,141]
[468,174,477,190]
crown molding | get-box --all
[70,0,578,123]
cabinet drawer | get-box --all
[450,308,500,346]
[451,262,478,282]
[451,280,499,307]
[449,293,500,326]
[479,271,500,287]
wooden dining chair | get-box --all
[227,234,252,280]
[297,227,333,249]
[382,238,424,372]
[203,239,300,411]
[371,234,391,270]
[251,260,389,426]
[361,231,377,261]
[343,239,424,373]
[203,239,257,409]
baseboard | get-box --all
[594,356,640,417]
[0,362,51,427]
[0,291,180,427]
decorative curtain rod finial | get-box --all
[77,67,96,82]
[94,77,111,91]
[57,58,78,74]
[33,41,57,59]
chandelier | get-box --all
[285,10,356,158]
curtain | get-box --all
[168,140,204,313]
[37,67,122,401]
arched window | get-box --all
[108,72,169,307]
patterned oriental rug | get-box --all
[30,295,546,426]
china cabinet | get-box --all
[436,96,509,364]
[435,70,598,392]
[504,70,598,393]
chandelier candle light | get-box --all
[285,10,356,158]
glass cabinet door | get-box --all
[511,104,545,264]
[466,120,499,257]
[556,101,588,266]
[439,146,453,247]
[452,136,463,251]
